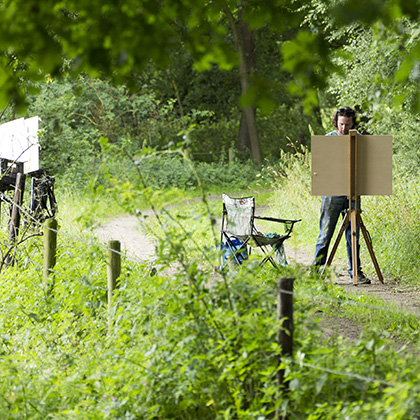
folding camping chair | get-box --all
[220,193,301,268]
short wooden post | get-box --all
[228,147,234,162]
[276,277,294,420]
[43,218,57,290]
[107,240,121,329]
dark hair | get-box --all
[332,106,357,129]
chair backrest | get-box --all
[222,194,255,237]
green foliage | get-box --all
[25,76,228,183]
[258,103,323,157]
[2,0,420,127]
[281,29,332,112]
[1,152,420,418]
[0,0,302,109]
[265,147,323,253]
[1,189,420,418]
[27,76,162,181]
[362,171,420,282]
[23,56,320,182]
[134,153,268,192]
[325,21,420,172]
[5,1,420,416]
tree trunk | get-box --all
[237,111,250,153]
[224,2,262,164]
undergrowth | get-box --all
[0,151,419,418]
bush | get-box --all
[83,144,269,193]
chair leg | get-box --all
[260,254,278,268]
[221,233,248,266]
[251,236,282,268]
[256,244,278,268]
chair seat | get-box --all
[234,234,289,247]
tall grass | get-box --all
[362,171,420,282]
[55,187,125,234]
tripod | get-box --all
[322,205,384,284]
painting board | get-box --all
[0,116,40,174]
[311,135,392,196]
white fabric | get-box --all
[223,193,254,236]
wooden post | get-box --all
[228,147,234,163]
[276,277,294,420]
[107,240,121,324]
[43,218,57,289]
[5,173,26,267]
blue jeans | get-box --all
[313,196,361,276]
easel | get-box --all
[0,116,40,267]
[321,130,384,285]
[0,159,26,267]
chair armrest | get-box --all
[254,216,301,236]
[254,216,301,224]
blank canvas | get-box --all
[311,135,392,196]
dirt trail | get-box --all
[285,242,420,310]
[95,214,420,342]
[95,215,156,262]
[95,214,420,307]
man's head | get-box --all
[332,106,357,135]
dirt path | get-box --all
[285,243,420,310]
[284,241,420,343]
[95,215,420,343]
[95,215,156,262]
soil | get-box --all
[95,214,420,344]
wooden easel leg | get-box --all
[356,211,384,284]
[350,209,358,285]
[5,173,25,267]
[322,211,349,276]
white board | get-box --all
[0,116,40,173]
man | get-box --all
[313,106,370,284]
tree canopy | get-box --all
[2,0,420,166]
[1,0,420,108]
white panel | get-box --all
[0,116,40,173]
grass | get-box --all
[55,187,125,233]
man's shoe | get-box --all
[352,271,371,284]
[358,271,371,284]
